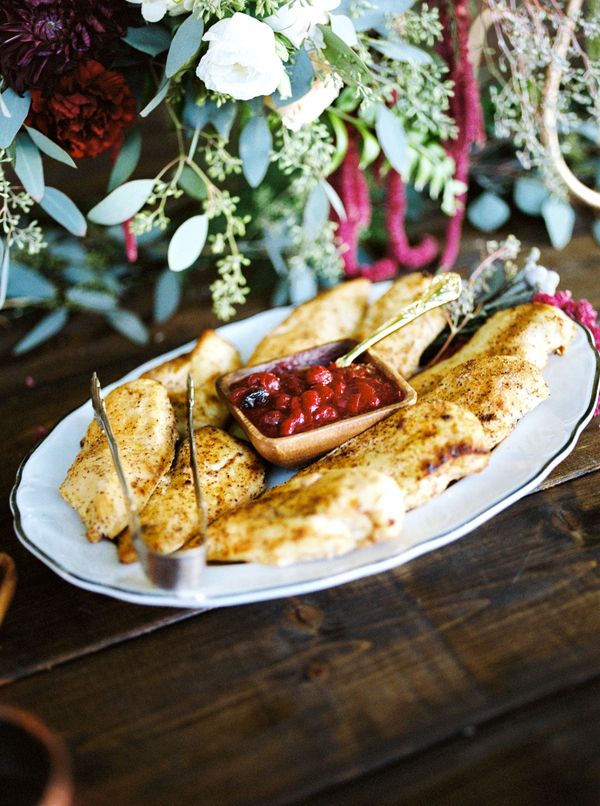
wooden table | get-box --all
[1,225,600,805]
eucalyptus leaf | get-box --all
[105,309,149,345]
[66,288,117,311]
[467,191,511,232]
[513,176,549,216]
[542,196,575,250]
[25,126,76,168]
[123,25,172,56]
[263,235,289,277]
[289,262,318,305]
[271,277,290,307]
[154,268,181,323]
[303,183,330,240]
[211,103,237,140]
[88,179,154,225]
[167,214,209,271]
[13,309,69,355]
[371,39,431,63]
[178,165,207,200]
[239,117,272,188]
[184,97,213,130]
[321,180,346,220]
[593,219,600,246]
[108,128,142,192]
[40,188,87,237]
[7,263,56,300]
[337,0,413,31]
[0,89,30,149]
[329,14,358,47]
[375,105,409,178]
[140,78,170,118]
[166,15,204,77]
[272,49,314,107]
[14,133,44,201]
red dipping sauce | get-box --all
[229,360,404,438]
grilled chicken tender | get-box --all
[424,356,549,449]
[412,303,576,395]
[118,426,266,562]
[299,399,489,511]
[60,379,177,543]
[204,468,405,566]
[357,274,447,378]
[142,329,240,433]
[248,278,371,366]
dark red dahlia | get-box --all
[27,61,136,158]
[0,0,136,94]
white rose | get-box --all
[278,70,342,131]
[128,0,193,23]
[196,13,287,101]
[524,262,560,294]
[266,0,340,48]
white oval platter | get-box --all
[10,284,600,608]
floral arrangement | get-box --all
[1,0,599,354]
[0,0,479,342]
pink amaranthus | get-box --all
[534,291,600,416]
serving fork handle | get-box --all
[90,373,207,597]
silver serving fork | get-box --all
[90,372,208,598]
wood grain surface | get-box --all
[1,223,599,805]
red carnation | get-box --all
[27,60,136,159]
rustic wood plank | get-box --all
[1,468,599,805]
[307,675,600,806]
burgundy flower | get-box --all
[0,0,135,95]
[27,61,136,159]
[534,290,600,416]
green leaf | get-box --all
[167,214,209,271]
[542,197,575,250]
[289,262,318,305]
[327,112,349,173]
[357,124,380,168]
[40,187,87,236]
[140,78,170,118]
[317,25,371,85]
[467,191,511,232]
[13,309,69,355]
[88,179,154,225]
[272,49,314,107]
[66,288,117,311]
[108,128,142,192]
[375,105,409,179]
[513,177,549,217]
[303,183,330,240]
[0,89,30,149]
[123,25,172,56]
[166,15,204,78]
[7,263,56,300]
[177,165,207,200]
[239,117,272,188]
[0,240,8,308]
[25,126,76,168]
[154,268,181,323]
[105,309,149,345]
[14,132,44,201]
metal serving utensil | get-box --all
[335,272,462,367]
[90,372,207,596]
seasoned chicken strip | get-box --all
[142,329,240,433]
[424,356,549,449]
[357,273,447,377]
[118,426,266,562]
[298,399,489,510]
[412,303,576,395]
[248,278,371,366]
[204,468,405,565]
[60,379,177,543]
